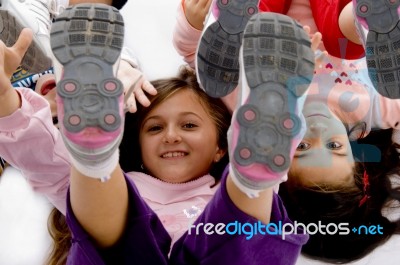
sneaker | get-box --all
[0,0,59,73]
[50,3,125,174]
[196,0,260,98]
[353,0,400,99]
[229,13,314,195]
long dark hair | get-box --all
[279,128,400,263]
[119,67,231,179]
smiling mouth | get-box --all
[161,152,187,158]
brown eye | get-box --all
[183,123,197,129]
[297,142,310,151]
[326,142,342,150]
[148,125,162,132]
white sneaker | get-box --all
[0,0,63,73]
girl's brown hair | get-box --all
[120,66,231,178]
[46,208,71,265]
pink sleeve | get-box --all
[0,88,70,214]
[172,2,202,69]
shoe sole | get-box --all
[355,0,400,98]
[197,0,259,98]
[233,13,314,189]
[0,9,52,73]
[50,4,124,135]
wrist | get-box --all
[0,88,21,118]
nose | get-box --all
[163,126,182,144]
[309,122,327,136]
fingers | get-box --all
[315,50,328,66]
[13,28,33,57]
[134,88,151,107]
[123,77,157,113]
[302,25,311,35]
[0,42,7,85]
[311,32,322,51]
[203,0,212,9]
[125,97,138,113]
[126,79,152,110]
[141,80,157,95]
[0,41,5,61]
[117,61,158,113]
[302,25,323,52]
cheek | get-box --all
[43,95,58,117]
[140,138,157,158]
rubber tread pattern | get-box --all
[233,13,315,188]
[50,4,124,134]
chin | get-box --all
[158,174,192,184]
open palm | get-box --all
[0,28,32,96]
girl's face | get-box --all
[290,102,355,186]
[139,89,224,183]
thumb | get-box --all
[12,28,33,56]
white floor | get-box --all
[0,0,400,264]
[0,167,52,265]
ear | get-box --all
[214,147,227,163]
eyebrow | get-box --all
[294,152,348,158]
[142,112,204,125]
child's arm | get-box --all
[0,29,70,214]
[0,88,71,214]
[172,0,211,68]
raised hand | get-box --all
[117,60,157,113]
[0,28,32,95]
[302,25,328,65]
[0,28,32,117]
[184,0,212,30]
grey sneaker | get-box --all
[353,0,400,99]
[229,13,314,194]
[196,0,260,98]
[50,3,125,174]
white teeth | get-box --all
[162,152,186,158]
